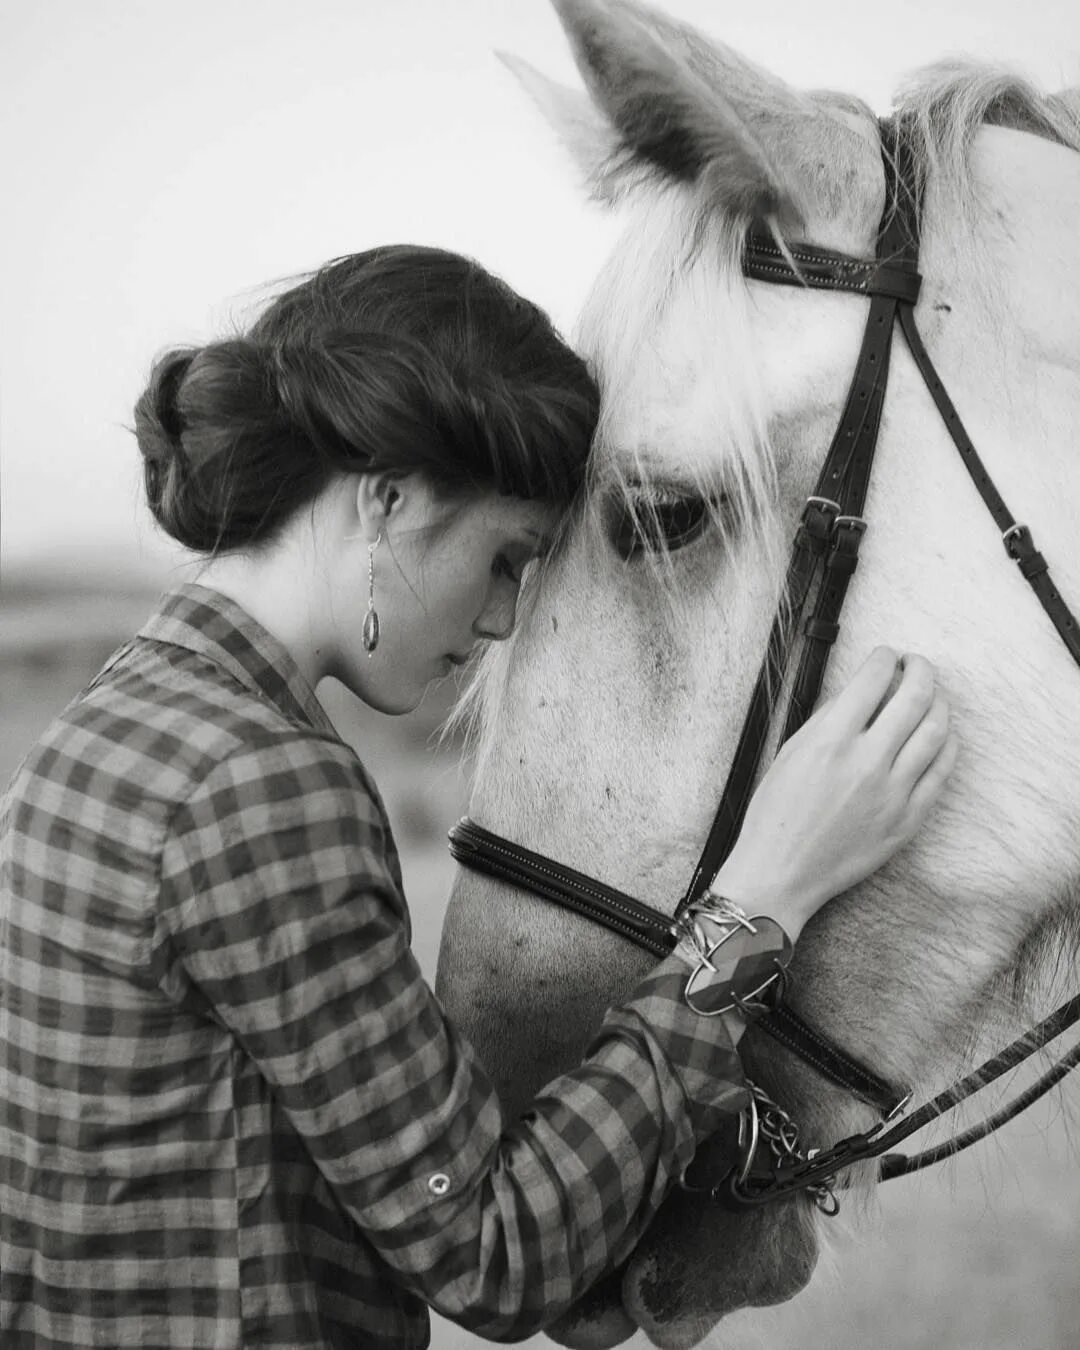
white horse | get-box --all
[436,2,1080,1346]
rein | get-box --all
[449,116,1080,1211]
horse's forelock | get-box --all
[588,191,792,505]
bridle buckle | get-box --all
[1002,521,1031,559]
[803,496,841,518]
[800,496,841,544]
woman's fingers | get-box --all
[722,643,959,928]
[865,653,937,755]
[890,688,950,783]
[907,731,960,820]
[823,645,901,732]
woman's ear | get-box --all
[354,470,405,539]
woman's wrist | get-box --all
[705,858,816,943]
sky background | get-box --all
[1,0,1078,588]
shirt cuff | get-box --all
[590,952,750,1142]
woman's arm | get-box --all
[154,647,954,1340]
[155,728,747,1341]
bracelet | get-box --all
[670,893,794,1018]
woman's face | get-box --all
[331,474,561,714]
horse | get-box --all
[434,1,1080,1346]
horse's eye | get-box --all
[605,492,712,562]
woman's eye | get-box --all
[605,492,712,562]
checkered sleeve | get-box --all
[154,730,748,1340]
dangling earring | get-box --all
[363,531,382,656]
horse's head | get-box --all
[437,2,1080,1345]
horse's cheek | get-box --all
[436,881,540,1108]
[436,875,650,1119]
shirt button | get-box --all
[428,1172,451,1197]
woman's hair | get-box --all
[134,245,599,553]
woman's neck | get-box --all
[191,545,333,690]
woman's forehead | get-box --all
[469,492,561,541]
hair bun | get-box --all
[135,338,287,552]
[134,346,215,550]
[134,348,196,466]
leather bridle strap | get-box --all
[681,118,923,911]
[896,304,1080,666]
[722,990,1080,1205]
[448,816,907,1117]
[880,1031,1080,1179]
[740,236,922,305]
[448,816,675,958]
[677,499,835,910]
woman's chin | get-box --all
[329,666,426,716]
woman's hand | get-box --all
[710,646,958,940]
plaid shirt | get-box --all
[1,582,749,1349]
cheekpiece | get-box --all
[672,895,793,1018]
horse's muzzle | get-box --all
[546,1161,820,1350]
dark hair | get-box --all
[134,246,599,553]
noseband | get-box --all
[450,117,1080,1212]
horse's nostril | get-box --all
[630,1251,684,1327]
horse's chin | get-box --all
[547,1184,819,1350]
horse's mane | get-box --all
[894,61,1080,217]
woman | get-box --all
[0,245,956,1349]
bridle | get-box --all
[449,118,1080,1212]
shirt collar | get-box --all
[136,582,340,740]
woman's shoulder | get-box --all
[35,634,382,823]
[156,700,406,908]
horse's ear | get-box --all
[497,52,628,205]
[547,0,808,228]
